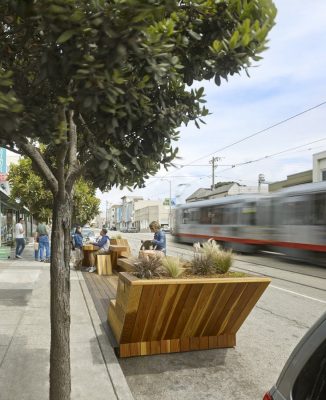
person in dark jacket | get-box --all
[87,228,110,272]
[73,226,83,270]
[149,221,166,254]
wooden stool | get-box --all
[96,254,112,275]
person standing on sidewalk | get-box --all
[36,221,50,262]
[15,217,25,259]
[33,231,40,261]
[73,226,83,270]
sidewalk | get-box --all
[0,244,134,400]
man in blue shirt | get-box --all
[88,228,110,272]
[149,221,166,254]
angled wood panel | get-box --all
[107,272,271,357]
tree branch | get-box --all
[17,139,59,194]
[57,108,69,202]
[64,109,82,193]
[68,110,77,166]
[66,164,84,193]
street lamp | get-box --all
[160,179,172,228]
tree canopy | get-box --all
[8,157,100,225]
[0,0,276,192]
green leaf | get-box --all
[187,30,201,41]
[57,30,76,44]
[229,30,239,49]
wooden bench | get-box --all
[117,258,135,273]
[96,254,112,275]
[110,238,131,258]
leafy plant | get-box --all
[133,254,163,279]
[191,240,233,275]
[162,256,185,278]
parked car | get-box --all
[81,227,96,243]
[127,227,138,233]
[263,311,326,400]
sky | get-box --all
[11,1,326,212]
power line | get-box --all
[165,100,326,174]
[216,138,326,174]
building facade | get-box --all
[185,182,267,203]
[269,151,326,192]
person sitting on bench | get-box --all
[87,229,110,272]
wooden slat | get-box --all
[172,284,204,339]
[119,285,143,343]
[140,341,151,356]
[200,283,237,336]
[120,344,131,358]
[199,336,209,350]
[180,283,217,338]
[150,284,180,340]
[180,337,190,352]
[107,302,123,342]
[129,285,156,343]
[141,285,169,341]
[130,342,141,357]
[228,281,270,333]
[150,340,161,355]
[190,336,200,351]
[163,284,192,339]
[215,283,248,335]
[160,340,171,354]
[170,339,180,353]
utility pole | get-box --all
[209,157,221,189]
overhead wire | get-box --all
[163,100,326,175]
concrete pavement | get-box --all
[0,244,133,400]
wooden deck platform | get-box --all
[82,271,119,346]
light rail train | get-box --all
[173,182,326,266]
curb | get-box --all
[75,269,134,400]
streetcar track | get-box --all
[231,265,326,292]
[232,256,326,280]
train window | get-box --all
[222,204,239,225]
[282,195,312,225]
[256,198,272,226]
[182,208,199,224]
[200,207,211,224]
[200,206,221,224]
[313,193,326,225]
[240,202,256,225]
[212,206,223,224]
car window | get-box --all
[292,339,326,400]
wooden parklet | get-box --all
[109,245,128,269]
[108,272,271,358]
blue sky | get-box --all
[99,0,326,210]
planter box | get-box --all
[108,272,271,358]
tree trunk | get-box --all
[49,193,72,400]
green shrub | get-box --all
[133,254,163,279]
[190,240,233,275]
[162,256,185,278]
